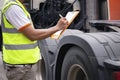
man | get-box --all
[1,0,68,80]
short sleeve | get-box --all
[5,5,31,30]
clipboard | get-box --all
[50,11,80,39]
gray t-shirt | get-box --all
[5,5,31,30]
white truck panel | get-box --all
[0,0,4,24]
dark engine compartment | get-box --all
[29,0,87,31]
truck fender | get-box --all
[53,29,120,80]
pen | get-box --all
[59,14,63,18]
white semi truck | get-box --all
[1,0,120,80]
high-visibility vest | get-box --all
[1,0,40,64]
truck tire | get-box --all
[61,46,94,80]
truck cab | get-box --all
[28,0,120,80]
[0,0,120,80]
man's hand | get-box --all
[55,17,68,30]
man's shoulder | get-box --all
[5,4,24,17]
[7,5,22,12]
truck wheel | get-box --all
[61,46,93,80]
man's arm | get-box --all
[20,18,68,41]
[5,5,68,40]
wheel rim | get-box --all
[67,64,88,80]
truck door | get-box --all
[108,0,120,20]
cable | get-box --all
[49,0,78,26]
[60,0,78,14]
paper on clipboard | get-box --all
[51,11,80,39]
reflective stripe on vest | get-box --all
[4,43,38,50]
[1,0,40,64]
